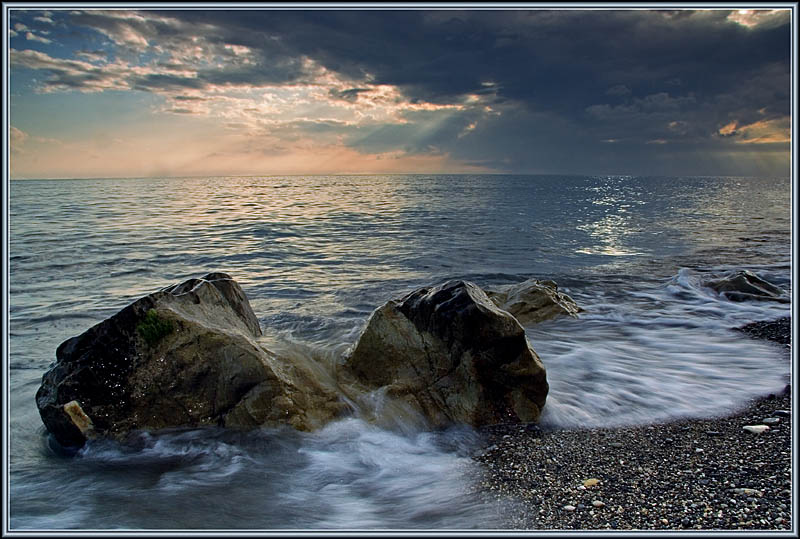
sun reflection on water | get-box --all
[575,176,646,256]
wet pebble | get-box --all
[474,391,791,531]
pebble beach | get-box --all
[474,317,794,531]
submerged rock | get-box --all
[706,270,789,303]
[339,280,548,427]
[486,278,582,325]
[36,273,345,448]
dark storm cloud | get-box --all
[40,9,793,119]
[148,8,790,173]
[155,9,788,110]
[329,88,371,102]
[11,7,791,175]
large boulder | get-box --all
[706,270,789,303]
[338,280,548,428]
[486,278,583,325]
[36,273,345,448]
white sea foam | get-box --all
[532,268,790,429]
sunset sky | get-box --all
[7,7,793,179]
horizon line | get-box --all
[7,172,789,181]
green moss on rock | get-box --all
[136,309,173,346]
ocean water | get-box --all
[8,174,792,530]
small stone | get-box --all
[762,417,780,424]
[695,447,704,453]
[661,518,669,525]
[609,442,624,448]
[577,485,586,490]
[742,425,770,434]
[773,410,790,417]
[563,505,576,512]
[733,488,763,497]
[592,500,605,508]
[577,503,586,510]
[705,431,722,436]
[583,478,601,487]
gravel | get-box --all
[471,317,793,530]
[735,317,791,346]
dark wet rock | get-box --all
[339,280,549,427]
[707,270,789,303]
[486,278,583,325]
[36,273,345,448]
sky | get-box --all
[6,6,794,179]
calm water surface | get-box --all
[8,174,792,530]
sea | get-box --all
[7,174,793,530]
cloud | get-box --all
[10,49,129,92]
[727,9,789,29]
[8,8,792,176]
[75,50,108,63]
[606,84,631,96]
[25,31,52,44]
[10,126,29,155]
[716,117,790,144]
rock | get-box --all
[339,280,548,428]
[762,417,780,424]
[563,505,576,512]
[742,425,770,434]
[36,273,345,448]
[583,478,601,487]
[592,500,605,508]
[485,278,583,325]
[773,410,790,417]
[706,270,789,303]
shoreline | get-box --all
[474,318,793,531]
